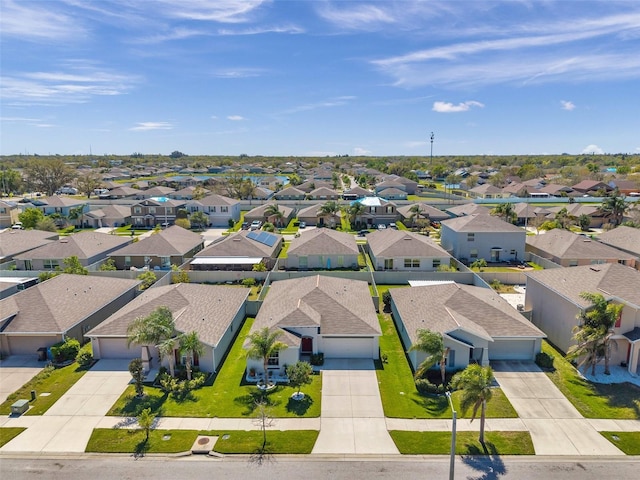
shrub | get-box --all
[157,371,206,398]
[310,353,324,366]
[76,343,94,367]
[535,351,555,369]
[241,277,256,287]
[381,290,392,311]
[415,378,445,395]
[50,338,81,362]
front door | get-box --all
[301,337,313,354]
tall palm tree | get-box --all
[601,189,628,226]
[408,204,424,227]
[157,337,178,377]
[409,329,449,384]
[318,201,340,227]
[67,205,85,227]
[348,201,364,228]
[264,203,284,227]
[179,331,204,381]
[491,203,515,224]
[246,327,288,379]
[567,324,602,376]
[126,306,175,366]
[450,364,494,444]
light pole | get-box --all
[445,391,457,480]
[430,132,435,165]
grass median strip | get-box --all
[0,362,88,416]
[542,341,640,419]
[376,313,517,419]
[389,431,534,455]
[600,432,640,455]
[108,317,321,418]
[0,427,26,448]
[85,428,318,454]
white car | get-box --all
[250,220,262,230]
[11,222,24,230]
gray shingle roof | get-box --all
[192,193,239,206]
[367,229,451,258]
[0,274,140,334]
[391,283,544,343]
[526,229,634,261]
[109,226,203,256]
[195,230,282,258]
[87,283,248,347]
[526,263,640,308]
[14,231,131,261]
[254,275,381,336]
[288,229,358,256]
[441,213,523,233]
[396,203,450,221]
[597,226,640,256]
[445,204,491,217]
[0,229,59,261]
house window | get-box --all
[510,250,517,255]
[384,259,394,270]
[267,351,279,366]
[221,206,228,213]
[44,259,59,270]
[24,260,32,271]
[467,233,475,242]
[590,259,605,265]
[404,258,420,268]
[432,259,441,269]
[568,259,578,266]
[337,256,344,267]
[124,256,131,266]
[160,256,170,268]
[470,249,478,259]
[386,206,394,213]
[211,206,217,213]
[299,256,308,268]
[134,207,141,214]
[149,207,156,213]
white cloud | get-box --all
[581,144,604,154]
[0,0,84,42]
[227,115,245,121]
[154,0,268,23]
[210,115,218,120]
[277,96,356,115]
[212,68,267,78]
[353,147,371,155]
[432,101,484,113]
[561,100,576,111]
[218,25,304,35]
[130,122,173,131]
[316,3,396,30]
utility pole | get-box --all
[445,391,457,480]
[430,132,435,165]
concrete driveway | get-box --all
[0,356,43,404]
[312,358,399,455]
[0,359,133,453]
[492,360,623,456]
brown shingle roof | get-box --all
[254,275,381,336]
[445,204,491,217]
[441,213,523,233]
[367,229,451,258]
[0,229,58,261]
[195,230,282,258]
[526,229,634,261]
[14,231,131,261]
[391,283,544,343]
[288,229,358,256]
[1,274,140,334]
[110,226,203,256]
[87,283,248,347]
[396,203,450,221]
[597,226,640,256]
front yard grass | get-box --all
[600,432,640,455]
[542,341,640,419]
[390,431,534,455]
[86,428,318,454]
[108,317,321,418]
[376,313,517,419]
[0,362,88,416]
[0,427,26,447]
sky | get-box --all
[1,0,639,158]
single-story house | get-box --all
[109,225,204,270]
[366,229,453,271]
[445,203,491,217]
[468,184,504,199]
[381,175,418,194]
[374,180,406,196]
[390,283,545,372]
[296,203,339,227]
[246,276,381,375]
[169,186,210,200]
[545,204,608,228]
[596,226,640,270]
[87,283,248,373]
[243,203,294,227]
[140,186,176,198]
[526,229,636,268]
[377,187,408,200]
[0,274,140,357]
[190,230,282,271]
[14,231,132,270]
[82,205,132,228]
[525,263,640,374]
[286,228,359,270]
[342,186,372,199]
[440,214,526,264]
[185,194,241,227]
[274,186,306,201]
[106,186,144,199]
[0,229,59,264]
[571,180,612,196]
[296,180,332,193]
[396,203,450,226]
[512,203,551,226]
[308,187,340,200]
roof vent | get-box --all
[590,267,601,272]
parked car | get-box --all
[357,229,369,237]
[389,223,397,229]
[377,223,387,230]
[299,221,306,229]
[250,220,262,230]
[241,222,249,230]
[11,222,24,230]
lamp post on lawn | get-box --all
[445,391,457,480]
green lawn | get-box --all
[86,428,318,454]
[390,431,534,455]
[0,428,26,447]
[376,313,517,419]
[278,241,290,259]
[0,363,89,416]
[108,318,321,418]
[542,341,640,419]
[600,432,640,455]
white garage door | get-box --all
[322,337,376,359]
[96,338,138,359]
[489,339,535,361]
[8,335,58,356]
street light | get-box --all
[445,391,457,480]
[430,132,435,165]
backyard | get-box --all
[108,317,322,418]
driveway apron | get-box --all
[1,359,132,453]
[0,356,43,404]
[312,358,399,455]
[492,360,624,456]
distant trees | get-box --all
[24,158,74,196]
[0,168,23,195]
[170,151,186,159]
[76,172,101,198]
[601,189,628,227]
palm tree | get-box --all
[450,364,494,444]
[264,203,284,227]
[601,189,628,226]
[491,203,515,224]
[408,204,424,228]
[409,329,449,384]
[246,327,288,379]
[348,201,364,228]
[67,205,85,227]
[126,306,175,366]
[318,201,340,227]
[157,337,178,377]
[567,324,602,376]
[179,331,204,381]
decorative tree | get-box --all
[409,329,449,384]
[137,271,157,290]
[286,361,313,400]
[179,331,204,381]
[246,327,287,379]
[129,358,145,397]
[126,306,175,367]
[450,364,495,444]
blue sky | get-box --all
[1,0,639,157]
